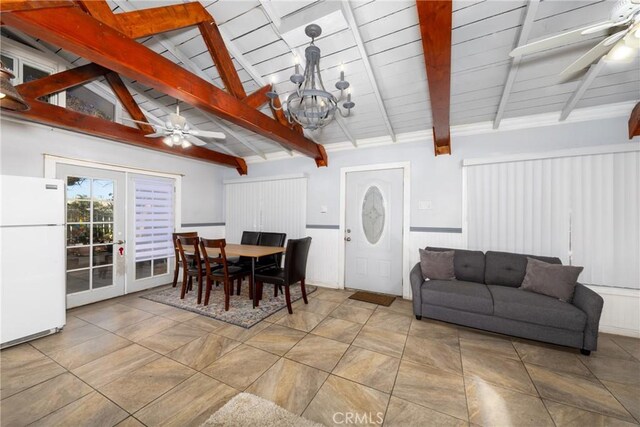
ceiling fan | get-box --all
[510,0,640,81]
[125,102,225,148]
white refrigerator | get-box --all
[1,175,66,348]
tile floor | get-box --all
[1,285,639,427]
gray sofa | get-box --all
[410,247,604,355]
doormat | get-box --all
[142,281,316,329]
[348,291,395,306]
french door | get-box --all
[126,174,175,293]
[57,165,126,308]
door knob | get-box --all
[115,240,125,245]
[344,237,351,242]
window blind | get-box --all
[225,176,307,245]
[465,149,640,289]
[134,177,174,262]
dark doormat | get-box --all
[348,291,396,307]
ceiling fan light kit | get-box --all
[124,102,225,148]
[267,24,355,131]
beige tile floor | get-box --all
[1,285,639,427]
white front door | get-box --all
[57,165,126,308]
[345,168,404,295]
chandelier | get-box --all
[267,24,355,131]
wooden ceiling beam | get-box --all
[104,72,155,134]
[198,19,247,100]
[6,96,247,174]
[1,6,327,165]
[629,102,640,139]
[16,62,108,99]
[108,0,267,159]
[76,0,121,31]
[1,1,74,13]
[113,3,209,39]
[242,85,271,110]
[416,0,453,155]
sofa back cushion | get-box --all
[485,251,561,288]
[426,247,485,283]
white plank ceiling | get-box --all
[8,0,640,159]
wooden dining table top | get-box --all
[181,243,285,258]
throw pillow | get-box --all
[520,257,583,302]
[419,249,455,280]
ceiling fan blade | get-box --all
[510,21,615,57]
[188,138,208,147]
[189,129,226,140]
[122,117,158,127]
[144,132,166,138]
[603,28,630,46]
[581,17,631,35]
[559,37,617,81]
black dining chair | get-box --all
[256,232,286,270]
[231,231,261,295]
[255,236,312,314]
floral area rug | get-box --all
[142,280,316,328]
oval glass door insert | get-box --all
[362,186,385,244]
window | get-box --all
[67,85,115,120]
[362,186,385,245]
[0,48,56,104]
[65,176,115,294]
[134,177,174,280]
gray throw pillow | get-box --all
[419,249,455,280]
[520,257,583,302]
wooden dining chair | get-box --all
[255,237,312,314]
[171,232,198,288]
[200,238,243,310]
[176,236,204,303]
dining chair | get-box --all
[200,238,243,310]
[171,232,198,288]
[232,231,261,296]
[256,232,286,271]
[255,236,312,314]
[176,235,205,303]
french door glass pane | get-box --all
[153,258,168,275]
[65,175,116,294]
[136,261,152,280]
[67,247,90,270]
[67,270,90,293]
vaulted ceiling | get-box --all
[2,0,639,162]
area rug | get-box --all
[348,291,395,306]
[142,281,316,328]
[202,393,324,427]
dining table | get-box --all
[180,243,285,308]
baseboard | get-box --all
[599,325,640,338]
[309,282,340,290]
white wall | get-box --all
[0,118,228,228]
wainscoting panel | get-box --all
[588,285,640,337]
[305,228,341,288]
[179,225,225,239]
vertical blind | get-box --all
[134,177,175,262]
[225,176,307,245]
[465,149,639,289]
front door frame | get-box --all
[44,154,182,297]
[339,162,411,299]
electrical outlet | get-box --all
[418,200,433,210]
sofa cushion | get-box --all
[421,280,493,315]
[521,258,583,302]
[419,249,455,280]
[427,247,485,283]
[489,285,587,331]
[485,251,562,288]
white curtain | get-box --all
[225,176,307,245]
[465,149,639,289]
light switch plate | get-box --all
[320,205,328,213]
[418,200,433,210]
